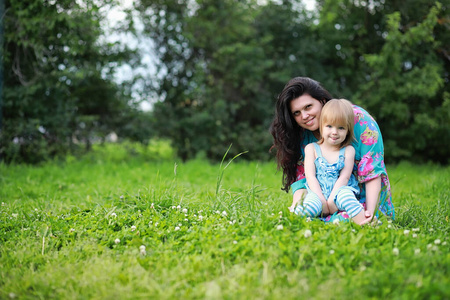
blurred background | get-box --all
[1,0,448,164]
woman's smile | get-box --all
[290,94,323,131]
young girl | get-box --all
[293,99,370,225]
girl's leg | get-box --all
[294,192,322,217]
[335,189,366,225]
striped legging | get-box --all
[294,188,363,218]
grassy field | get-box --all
[0,146,449,299]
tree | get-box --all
[356,2,449,163]
[136,0,321,160]
[1,0,137,163]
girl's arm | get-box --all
[304,144,329,215]
[327,146,356,207]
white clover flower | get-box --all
[412,228,420,232]
[131,225,137,231]
[304,229,312,238]
[120,195,124,199]
[171,206,176,209]
[392,248,399,256]
[139,245,146,251]
[182,208,188,214]
[412,233,418,238]
[12,213,18,218]
[427,244,432,249]
[351,229,356,233]
[150,203,154,209]
[199,216,203,221]
[332,219,340,225]
[306,217,312,222]
[69,228,75,233]
[177,205,181,209]
[329,249,335,255]
[111,212,117,218]
[216,210,220,214]
[414,248,421,255]
[276,224,284,230]
[178,223,182,227]
[388,220,393,224]
[35,208,38,212]
[387,224,392,229]
[429,228,434,232]
[1,202,5,206]
[222,211,227,217]
[278,211,283,215]
[155,222,159,227]
[233,240,238,244]
[403,230,410,235]
[434,239,441,245]
[184,219,188,222]
[114,238,120,244]
[432,245,438,251]
[175,226,180,231]
[442,241,447,246]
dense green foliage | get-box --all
[357,3,449,162]
[0,147,449,298]
[0,0,143,163]
[1,0,448,164]
[136,0,449,163]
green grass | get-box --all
[0,150,449,299]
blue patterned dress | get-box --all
[306,143,359,201]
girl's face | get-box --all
[321,122,348,147]
[290,94,323,132]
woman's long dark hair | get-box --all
[270,77,332,192]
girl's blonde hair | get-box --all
[318,99,355,148]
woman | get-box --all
[270,77,395,222]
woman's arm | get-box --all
[304,144,329,215]
[364,176,381,218]
[352,105,391,219]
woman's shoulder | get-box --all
[351,104,381,140]
[352,104,377,122]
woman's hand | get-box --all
[289,189,306,212]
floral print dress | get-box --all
[291,105,395,222]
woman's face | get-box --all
[289,94,323,132]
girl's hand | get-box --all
[321,200,330,216]
[327,200,339,215]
